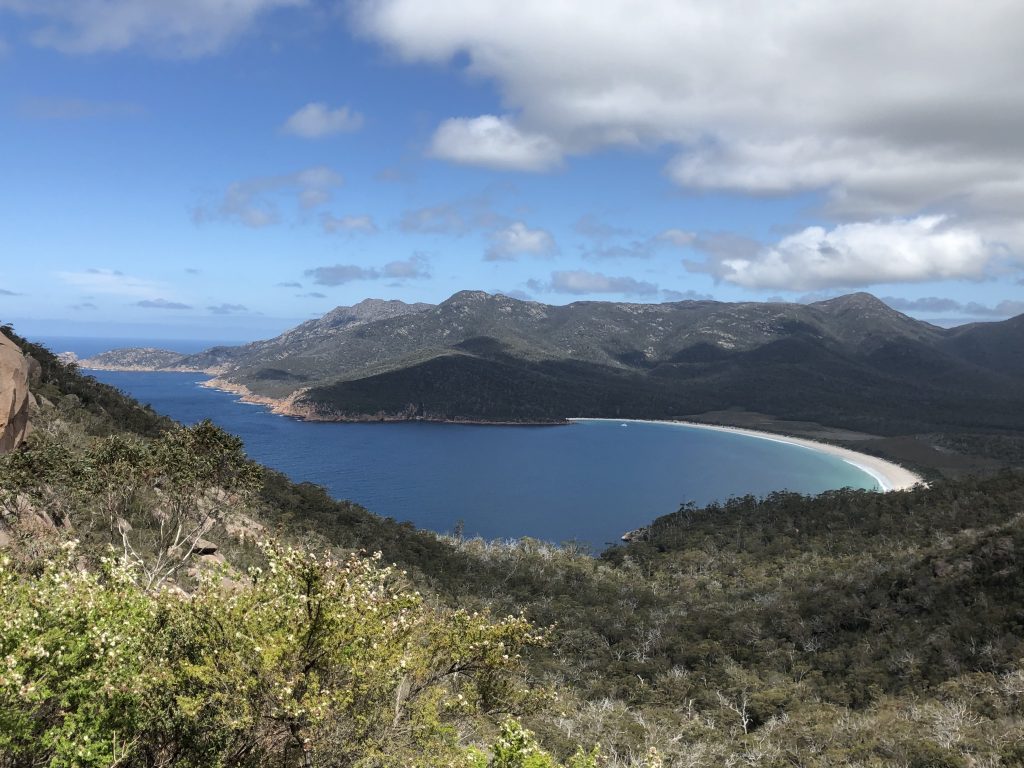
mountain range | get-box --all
[82,291,1024,436]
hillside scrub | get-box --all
[0,540,569,767]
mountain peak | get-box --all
[443,290,493,305]
[811,292,891,313]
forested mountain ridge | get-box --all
[83,291,1024,441]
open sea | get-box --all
[45,336,879,551]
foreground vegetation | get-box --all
[0,539,576,768]
[3,332,1024,765]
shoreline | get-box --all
[83,367,924,490]
[571,418,925,492]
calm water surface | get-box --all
[84,368,878,550]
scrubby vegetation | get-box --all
[0,541,567,768]
[3,334,1024,766]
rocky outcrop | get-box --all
[0,331,35,453]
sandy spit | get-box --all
[571,418,925,492]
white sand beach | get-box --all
[571,418,925,492]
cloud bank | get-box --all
[693,216,993,291]
[357,0,1024,272]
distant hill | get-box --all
[82,291,1024,435]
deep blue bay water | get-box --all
[82,367,880,551]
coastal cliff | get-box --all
[0,330,36,453]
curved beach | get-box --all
[571,418,925,492]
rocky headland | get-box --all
[0,330,37,453]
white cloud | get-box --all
[356,0,1024,244]
[322,213,378,235]
[0,0,306,56]
[485,222,557,261]
[534,270,659,296]
[194,166,342,228]
[429,115,562,172]
[695,216,993,291]
[56,268,165,299]
[283,102,363,138]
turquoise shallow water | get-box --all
[84,367,879,551]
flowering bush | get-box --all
[0,541,557,767]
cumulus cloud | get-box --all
[0,0,305,56]
[0,288,23,296]
[194,166,342,228]
[137,298,191,310]
[883,296,1024,319]
[207,303,248,314]
[530,270,659,296]
[299,291,327,298]
[283,102,363,138]
[321,213,378,235]
[356,0,1024,250]
[692,216,993,291]
[429,115,562,172]
[305,254,430,285]
[485,222,557,261]
[278,281,303,288]
[71,302,97,310]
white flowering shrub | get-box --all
[0,541,559,767]
[0,544,158,767]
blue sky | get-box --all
[2,0,1022,341]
